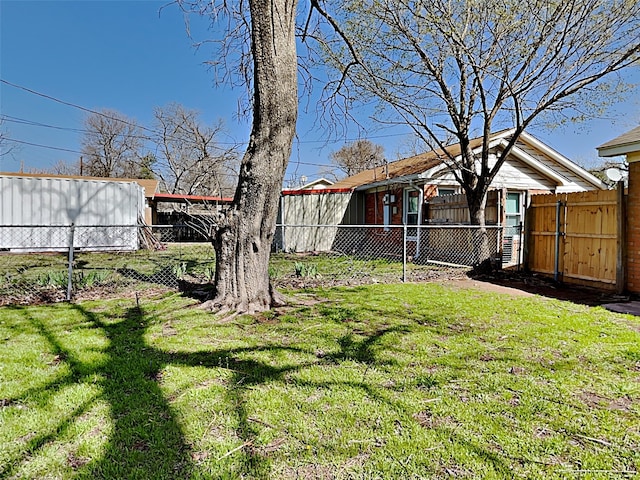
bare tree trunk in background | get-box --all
[203,0,298,315]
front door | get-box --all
[504,191,523,264]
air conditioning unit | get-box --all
[383,194,396,204]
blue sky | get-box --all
[1,0,639,185]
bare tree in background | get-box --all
[0,117,14,158]
[153,103,238,197]
[44,159,81,176]
[81,109,146,178]
[316,0,640,229]
[330,139,385,178]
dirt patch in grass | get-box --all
[67,452,90,470]
[580,391,635,413]
[281,463,336,480]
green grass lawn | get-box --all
[1,283,639,479]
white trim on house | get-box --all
[517,132,605,189]
[299,178,335,190]
[420,162,450,180]
[597,144,639,157]
[496,139,569,186]
[351,130,604,195]
[597,125,640,159]
[469,131,603,190]
[418,130,605,192]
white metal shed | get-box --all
[0,174,145,252]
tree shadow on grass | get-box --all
[75,304,193,479]
[0,304,194,479]
[2,302,416,479]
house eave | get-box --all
[354,173,424,191]
[518,132,605,189]
[597,143,640,158]
[496,139,569,186]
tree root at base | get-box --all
[199,284,286,320]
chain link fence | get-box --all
[0,225,215,305]
[0,223,516,305]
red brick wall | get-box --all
[627,162,640,292]
[365,189,404,224]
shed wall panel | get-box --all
[277,192,353,252]
[0,175,144,251]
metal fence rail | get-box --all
[0,223,516,305]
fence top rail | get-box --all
[150,224,203,228]
[2,223,505,230]
[0,224,141,228]
[276,223,504,229]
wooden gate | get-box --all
[525,187,625,291]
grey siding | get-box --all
[275,191,357,252]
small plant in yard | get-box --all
[76,269,111,288]
[35,269,112,290]
[1,283,639,479]
[36,270,67,288]
[294,261,318,277]
[203,265,215,282]
[171,261,188,279]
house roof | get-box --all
[597,125,640,157]
[330,135,497,190]
[330,130,604,191]
[299,178,335,190]
[0,172,159,199]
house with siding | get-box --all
[277,130,604,258]
[329,129,604,228]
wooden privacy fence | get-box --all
[525,186,625,292]
[428,190,499,224]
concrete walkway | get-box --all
[602,301,640,316]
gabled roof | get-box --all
[299,178,334,190]
[597,125,640,157]
[330,137,480,190]
[330,130,604,191]
[0,172,159,199]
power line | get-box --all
[1,115,89,134]
[0,78,161,135]
[5,135,343,177]
[2,78,409,177]
[4,132,363,173]
[1,78,413,145]
[4,137,84,155]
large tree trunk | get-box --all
[467,187,494,269]
[204,0,298,315]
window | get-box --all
[505,192,520,224]
[438,187,456,196]
[383,203,390,231]
[505,192,522,232]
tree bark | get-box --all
[467,187,493,268]
[204,0,298,314]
